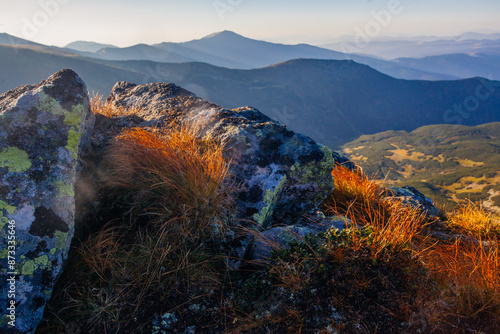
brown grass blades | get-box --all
[90,93,141,117]
[421,234,500,331]
[105,124,233,241]
[323,163,427,254]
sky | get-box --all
[0,0,499,47]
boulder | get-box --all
[105,82,349,228]
[0,69,94,333]
[383,186,442,220]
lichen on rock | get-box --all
[0,69,94,333]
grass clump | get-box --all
[105,125,233,241]
[90,93,141,117]
[447,200,500,237]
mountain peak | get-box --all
[202,30,245,40]
[0,33,38,46]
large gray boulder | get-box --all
[0,69,94,333]
[105,82,349,229]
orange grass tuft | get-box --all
[105,124,233,241]
[323,164,427,254]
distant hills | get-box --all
[4,30,500,80]
[321,33,500,59]
[341,122,500,212]
[64,41,117,53]
[60,30,449,80]
[3,42,500,148]
[394,53,500,81]
[2,32,500,149]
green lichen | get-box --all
[318,144,337,174]
[0,147,32,172]
[0,249,7,259]
[35,254,49,267]
[55,180,75,198]
[55,230,69,251]
[50,248,56,255]
[37,92,61,114]
[253,175,287,227]
[22,260,35,275]
[38,92,85,129]
[65,128,81,160]
[64,104,84,129]
[0,201,16,215]
[290,145,335,186]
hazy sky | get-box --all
[0,0,499,47]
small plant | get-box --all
[447,200,500,237]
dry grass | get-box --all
[105,124,233,241]
[420,234,500,332]
[39,115,235,333]
[447,200,500,237]
[330,163,381,203]
[90,93,141,117]
[323,163,427,254]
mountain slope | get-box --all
[103,58,500,147]
[0,32,42,46]
[2,44,500,148]
[0,44,144,94]
[341,122,500,211]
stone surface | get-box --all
[0,69,94,333]
[383,185,442,220]
[249,214,352,262]
[105,82,349,228]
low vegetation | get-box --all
[341,123,500,212]
[37,100,500,333]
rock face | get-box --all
[105,82,349,228]
[0,70,94,333]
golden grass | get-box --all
[105,124,233,241]
[330,163,380,203]
[447,200,500,237]
[90,93,141,117]
[324,164,427,254]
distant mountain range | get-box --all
[2,41,499,148]
[4,30,500,80]
[58,30,450,81]
[65,41,117,53]
[321,33,500,59]
[2,31,500,148]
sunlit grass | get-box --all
[90,93,141,117]
[105,124,233,241]
[447,200,500,237]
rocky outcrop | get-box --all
[0,70,94,333]
[104,82,349,228]
[383,185,442,220]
